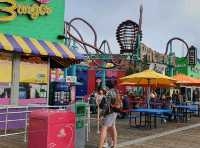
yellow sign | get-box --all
[20,62,48,83]
[0,59,48,83]
[0,59,12,83]
[0,0,17,22]
[0,0,52,22]
[17,4,52,20]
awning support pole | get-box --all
[11,53,20,105]
[147,79,150,108]
[47,57,50,105]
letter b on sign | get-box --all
[0,0,17,22]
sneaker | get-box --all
[108,141,113,147]
[103,142,109,148]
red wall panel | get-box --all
[88,70,96,95]
[117,71,126,94]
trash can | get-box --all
[74,102,87,148]
[28,109,76,148]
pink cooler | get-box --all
[28,109,75,148]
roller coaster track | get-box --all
[64,17,123,69]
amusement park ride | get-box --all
[165,37,197,76]
[58,5,144,88]
[58,4,198,88]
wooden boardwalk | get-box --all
[0,135,26,148]
[1,118,200,148]
[1,127,200,148]
[124,127,200,148]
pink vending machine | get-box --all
[28,109,75,148]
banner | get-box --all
[149,63,166,75]
[0,60,12,83]
[0,57,48,83]
[20,62,48,83]
[66,76,77,83]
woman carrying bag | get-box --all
[98,80,122,148]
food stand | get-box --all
[175,57,200,102]
[0,0,83,106]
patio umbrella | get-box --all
[196,79,200,86]
[119,81,176,88]
[120,69,176,108]
[173,74,200,86]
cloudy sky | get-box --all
[65,0,200,57]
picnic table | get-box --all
[173,105,198,122]
[129,108,172,128]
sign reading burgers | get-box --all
[0,0,52,22]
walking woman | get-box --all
[98,80,122,148]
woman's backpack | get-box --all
[99,96,110,116]
[99,89,122,116]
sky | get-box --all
[65,0,200,57]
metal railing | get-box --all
[0,105,72,142]
[0,103,98,147]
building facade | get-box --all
[175,58,200,78]
[140,43,167,64]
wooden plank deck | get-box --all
[0,134,26,148]
[1,117,200,148]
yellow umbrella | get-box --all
[119,81,176,88]
[120,69,176,85]
[120,69,176,107]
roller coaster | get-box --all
[62,5,143,70]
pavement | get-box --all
[118,123,200,148]
[123,127,200,148]
[0,114,200,147]
[86,115,200,148]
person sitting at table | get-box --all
[171,91,177,105]
[150,90,157,108]
[118,94,129,119]
[174,91,181,105]
[161,94,172,109]
[152,90,157,98]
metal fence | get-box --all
[0,105,72,142]
[0,104,94,144]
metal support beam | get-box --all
[11,54,20,105]
[101,63,106,89]
[169,42,174,76]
